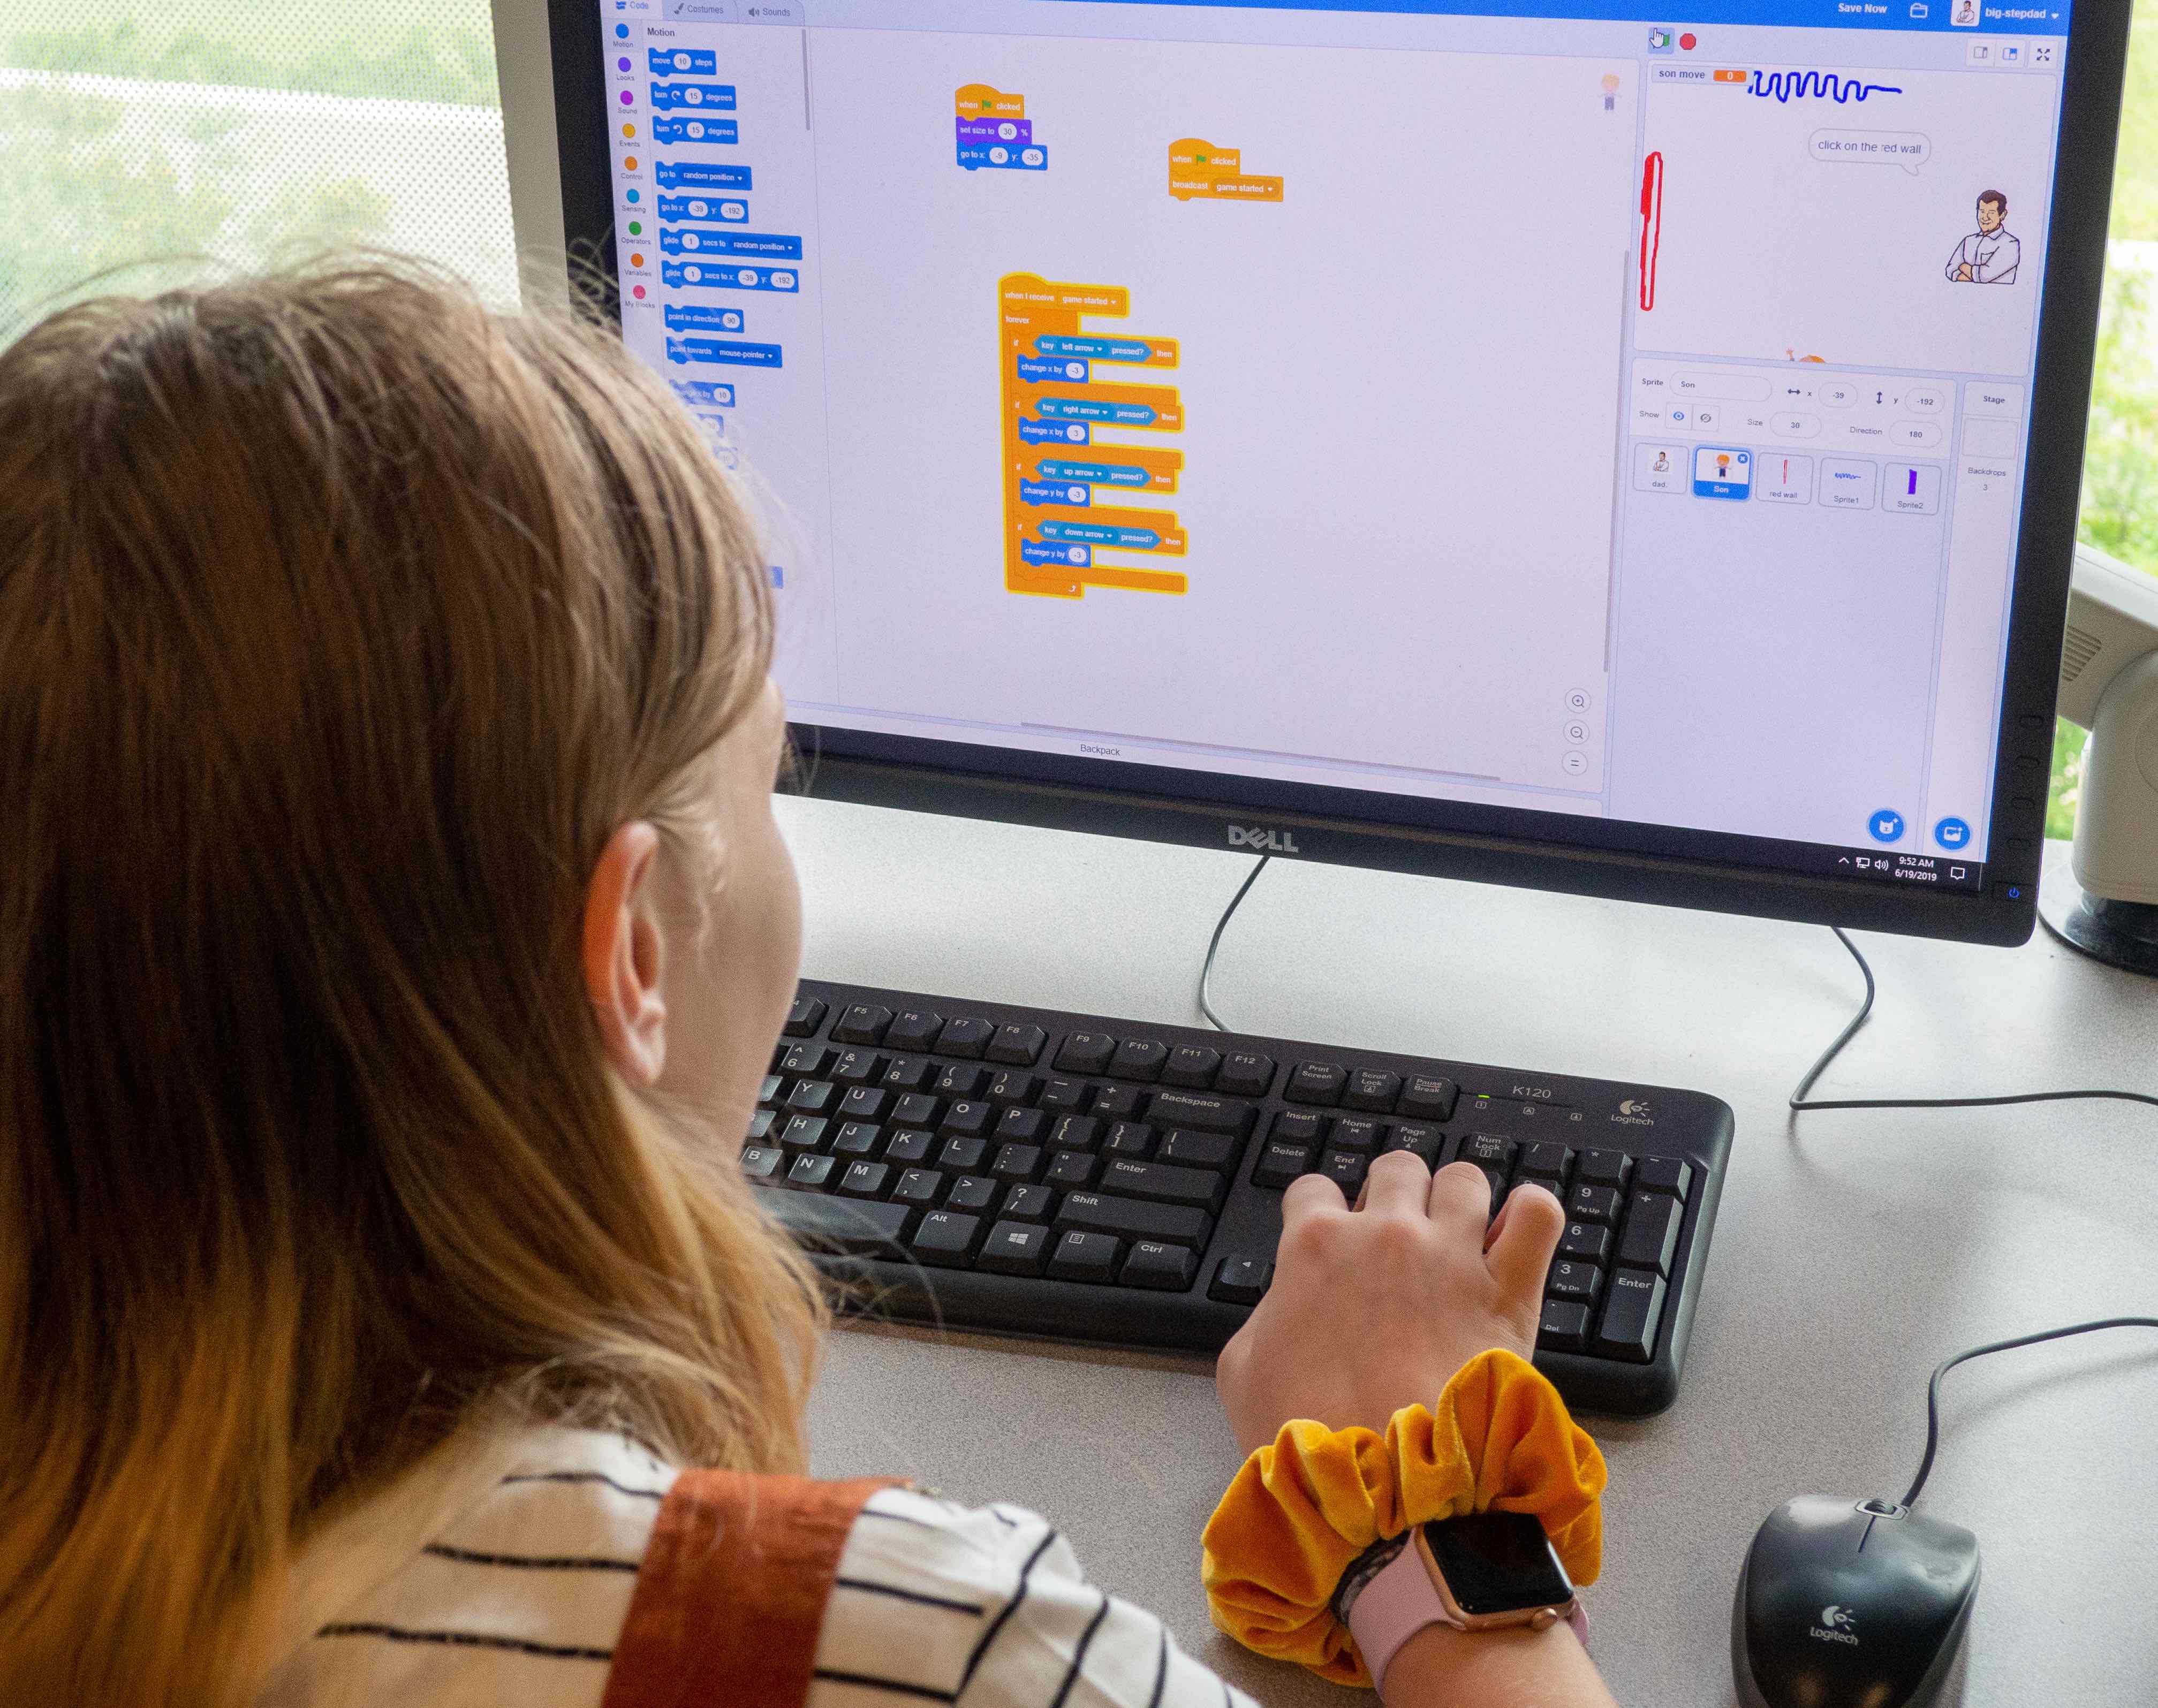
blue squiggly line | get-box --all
[1747,70,1905,103]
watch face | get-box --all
[1420,1513,1573,1616]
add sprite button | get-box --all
[1934,816,1971,850]
[1868,809,1905,844]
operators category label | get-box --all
[998,272,1187,601]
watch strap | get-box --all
[1345,1531,1588,1698]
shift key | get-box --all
[1099,1157,1228,1213]
[1056,1191,1213,1249]
[1593,1269,1667,1363]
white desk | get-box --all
[786,798,2158,1706]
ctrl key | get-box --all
[1048,1229,1122,1284]
[1592,1269,1667,1363]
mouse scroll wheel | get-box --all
[1859,1499,1905,1517]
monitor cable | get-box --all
[1191,861,2153,1109]
[1199,854,1269,1031]
[1892,1317,2158,1509]
[1789,927,2158,1116]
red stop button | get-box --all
[1679,31,1697,48]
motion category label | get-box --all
[957,83,1047,171]
[999,273,1187,600]
[1168,138,1283,202]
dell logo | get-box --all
[1228,825,1299,853]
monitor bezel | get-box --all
[541,0,2131,947]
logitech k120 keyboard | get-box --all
[753,978,1734,1416]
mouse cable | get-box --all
[1199,854,1270,1031]
[1789,926,2158,1115]
[1898,1316,2158,1508]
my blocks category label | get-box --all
[956,83,1047,172]
[1167,137,1284,202]
[998,273,1186,599]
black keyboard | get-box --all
[753,979,1734,1416]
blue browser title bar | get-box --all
[1041,0,2070,35]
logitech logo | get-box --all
[1809,1606,1859,1645]
[1611,1097,1654,1126]
[1228,825,1299,853]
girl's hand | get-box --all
[1216,1156,1565,1456]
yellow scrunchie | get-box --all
[1200,1348,1607,1687]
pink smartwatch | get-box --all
[1343,1514,1587,1697]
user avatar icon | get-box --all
[1653,449,1670,472]
[1956,0,1974,20]
[1946,189,2019,284]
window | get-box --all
[0,0,517,329]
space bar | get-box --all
[764,1193,914,1257]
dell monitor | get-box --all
[512,0,2130,948]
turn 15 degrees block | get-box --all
[998,272,1187,599]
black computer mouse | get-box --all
[1732,1495,1981,1708]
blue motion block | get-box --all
[1019,479,1091,507]
[770,563,785,589]
[1040,520,1161,549]
[1037,334,1154,362]
[669,378,736,408]
[1019,417,1089,446]
[1038,396,1157,426]
[1691,446,1752,500]
[654,160,751,190]
[662,260,799,293]
[1037,457,1147,488]
[664,303,745,333]
[652,115,738,145]
[1021,539,1091,568]
[693,412,727,438]
[1017,355,1089,384]
[648,47,716,75]
[665,336,783,369]
[658,228,802,260]
[657,193,748,223]
[957,143,1048,171]
[649,81,737,111]
[956,117,1034,146]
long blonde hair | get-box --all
[0,260,827,1705]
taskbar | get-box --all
[1820,848,1987,893]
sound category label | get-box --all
[957,84,1047,172]
[998,273,1186,600]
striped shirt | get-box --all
[255,1424,1260,1708]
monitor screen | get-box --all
[570,0,2116,942]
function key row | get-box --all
[1049,1032,1276,1096]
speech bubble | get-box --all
[1809,128,1931,177]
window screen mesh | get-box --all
[1,1,518,333]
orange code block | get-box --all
[1167,136,1284,202]
[999,272,1188,599]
